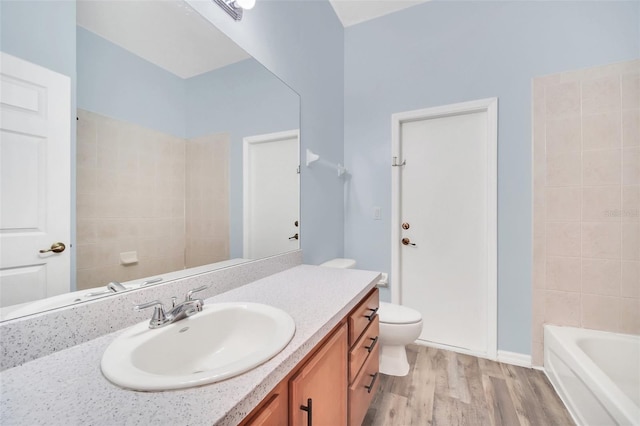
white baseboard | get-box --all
[413,339,495,360]
[497,350,532,367]
[410,341,532,368]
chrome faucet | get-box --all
[107,281,126,292]
[140,277,163,287]
[85,281,127,298]
[134,285,209,329]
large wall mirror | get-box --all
[0,0,300,321]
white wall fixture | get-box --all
[306,149,320,166]
[213,0,255,21]
[305,149,348,177]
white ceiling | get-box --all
[329,0,431,27]
[76,0,250,79]
[76,0,431,78]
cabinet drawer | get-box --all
[349,315,379,384]
[348,288,379,347]
[349,341,380,426]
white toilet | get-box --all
[319,258,423,377]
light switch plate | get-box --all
[373,206,382,220]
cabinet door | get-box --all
[242,380,288,426]
[290,323,348,426]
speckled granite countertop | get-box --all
[0,265,379,426]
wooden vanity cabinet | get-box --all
[241,288,379,426]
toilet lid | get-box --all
[320,258,356,269]
[378,302,422,324]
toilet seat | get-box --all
[378,302,421,325]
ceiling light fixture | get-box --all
[212,0,255,21]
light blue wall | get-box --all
[1,0,78,290]
[77,27,186,138]
[188,0,345,265]
[344,0,640,355]
[186,59,300,257]
[0,1,76,78]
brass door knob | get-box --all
[402,222,410,230]
[39,242,66,253]
[401,238,416,246]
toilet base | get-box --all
[379,344,410,377]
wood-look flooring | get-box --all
[363,344,574,426]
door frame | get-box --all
[390,97,498,359]
[242,129,300,259]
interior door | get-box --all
[243,130,299,259]
[0,52,71,308]
[398,107,493,354]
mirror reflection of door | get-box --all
[0,53,71,308]
[243,130,300,259]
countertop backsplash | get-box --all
[0,250,303,371]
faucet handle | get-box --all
[134,300,167,328]
[185,285,209,301]
[107,281,126,292]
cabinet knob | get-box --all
[365,336,378,353]
[365,307,378,321]
[365,372,379,393]
[300,398,312,426]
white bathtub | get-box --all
[544,325,640,425]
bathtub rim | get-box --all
[544,324,640,425]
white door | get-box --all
[391,99,497,357]
[0,52,71,308]
[243,130,299,259]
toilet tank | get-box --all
[320,258,356,269]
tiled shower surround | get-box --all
[76,109,229,290]
[532,60,640,365]
[186,133,230,268]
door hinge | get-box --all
[392,156,406,167]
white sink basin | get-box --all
[101,302,295,391]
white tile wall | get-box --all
[76,110,231,289]
[532,59,640,365]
